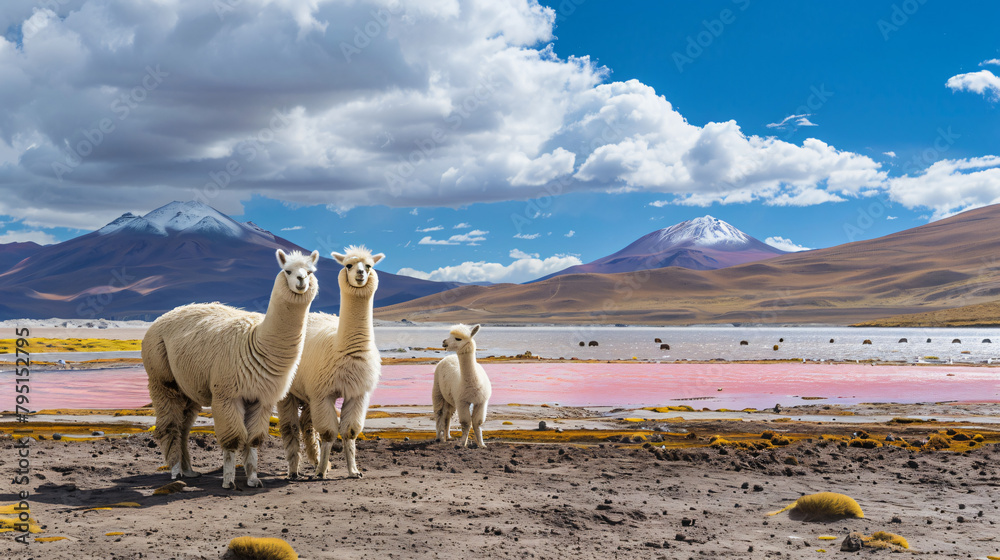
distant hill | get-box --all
[376,204,1000,325]
[852,300,1000,328]
[0,201,457,320]
[0,241,42,271]
[535,215,786,281]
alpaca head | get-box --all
[443,324,480,353]
[276,249,320,295]
[332,245,385,289]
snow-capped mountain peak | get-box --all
[96,201,272,240]
[655,215,751,248]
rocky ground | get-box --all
[2,425,1000,559]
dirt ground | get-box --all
[2,421,1000,560]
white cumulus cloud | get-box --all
[417,225,444,232]
[0,229,59,245]
[764,236,811,252]
[0,0,909,230]
[513,232,540,239]
[886,156,1000,220]
[564,230,575,237]
[397,252,582,284]
[981,59,1000,67]
[946,69,1000,100]
[280,225,303,231]
[453,223,472,229]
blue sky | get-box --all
[1,1,998,283]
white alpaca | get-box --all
[278,246,383,479]
[143,249,319,488]
[433,324,491,448]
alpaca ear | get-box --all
[309,250,320,264]
[470,324,480,338]
[331,252,346,265]
[276,249,288,267]
[372,253,385,265]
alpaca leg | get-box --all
[471,402,488,448]
[340,393,371,478]
[441,403,456,441]
[242,399,273,488]
[300,403,320,467]
[311,395,340,479]
[178,398,202,477]
[241,447,260,488]
[148,379,187,479]
[432,385,448,442]
[277,396,303,479]
[213,397,247,489]
[457,402,473,447]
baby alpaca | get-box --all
[432,324,491,447]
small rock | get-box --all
[504,463,516,474]
[841,532,863,552]
[53,433,62,441]
[674,533,686,542]
[752,484,764,492]
[681,517,695,527]
[538,421,547,431]
[92,431,104,436]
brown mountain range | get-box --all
[376,204,1000,325]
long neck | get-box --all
[337,271,376,354]
[253,273,315,370]
[457,341,478,378]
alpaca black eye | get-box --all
[365,264,371,270]
[455,337,461,341]
[285,270,291,275]
[307,270,313,275]
[346,264,353,270]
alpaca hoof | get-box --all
[288,472,300,481]
[246,477,263,488]
[348,472,363,479]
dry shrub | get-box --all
[926,434,951,450]
[767,492,864,521]
[848,438,878,449]
[865,531,909,550]
[973,434,985,442]
[153,481,186,495]
[855,430,871,439]
[770,435,790,446]
[951,432,971,441]
[228,537,298,560]
[783,456,799,465]
[761,430,776,439]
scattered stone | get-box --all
[504,463,516,474]
[841,533,863,552]
[92,431,104,436]
[538,421,547,431]
[53,433,62,441]
[681,517,695,527]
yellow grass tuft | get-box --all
[926,434,951,450]
[105,532,125,536]
[848,438,878,449]
[623,418,645,423]
[228,536,299,560]
[973,434,985,442]
[34,536,68,542]
[502,421,513,425]
[766,492,864,521]
[817,535,837,540]
[866,531,909,550]
[0,337,142,354]
[153,481,186,495]
[643,405,695,413]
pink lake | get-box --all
[4,363,999,410]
